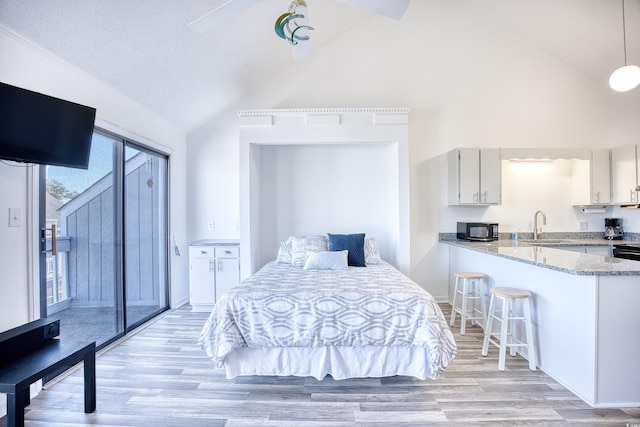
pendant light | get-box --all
[609,0,640,92]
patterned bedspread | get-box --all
[198,261,457,377]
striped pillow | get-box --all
[276,236,294,264]
[291,235,328,267]
[364,237,382,265]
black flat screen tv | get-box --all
[0,82,96,169]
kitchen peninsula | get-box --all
[441,236,640,408]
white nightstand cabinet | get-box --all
[189,242,240,312]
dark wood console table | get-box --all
[0,338,96,427]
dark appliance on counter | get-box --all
[457,222,499,241]
[612,243,640,261]
[604,218,623,240]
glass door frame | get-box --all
[38,127,170,349]
[123,139,170,332]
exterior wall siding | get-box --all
[61,155,159,307]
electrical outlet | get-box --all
[235,222,240,231]
[208,221,214,231]
[579,221,588,231]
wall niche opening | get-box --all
[239,108,410,277]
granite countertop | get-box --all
[440,237,640,276]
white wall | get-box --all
[0,164,31,331]
[256,143,392,266]
[0,27,190,333]
[186,108,241,242]
[186,1,640,300]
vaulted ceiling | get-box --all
[1,0,638,132]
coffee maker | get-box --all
[604,218,623,240]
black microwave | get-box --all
[457,222,499,241]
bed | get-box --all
[198,234,457,380]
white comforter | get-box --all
[198,261,457,378]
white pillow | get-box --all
[303,250,349,270]
[364,237,382,265]
[291,235,329,267]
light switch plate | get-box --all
[579,221,588,231]
[9,208,21,227]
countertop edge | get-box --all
[440,239,640,276]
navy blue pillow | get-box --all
[327,233,366,267]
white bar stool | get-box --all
[449,272,487,335]
[481,287,536,371]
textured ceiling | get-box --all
[0,0,373,131]
[1,0,639,132]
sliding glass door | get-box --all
[124,143,168,329]
[41,129,169,347]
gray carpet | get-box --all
[47,304,164,347]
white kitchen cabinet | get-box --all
[570,150,611,205]
[189,242,240,312]
[611,144,639,204]
[448,148,501,205]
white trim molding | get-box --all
[238,108,410,116]
[239,108,410,278]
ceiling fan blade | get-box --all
[335,0,410,20]
[188,0,260,33]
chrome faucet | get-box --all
[534,210,546,240]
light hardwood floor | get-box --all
[3,304,639,426]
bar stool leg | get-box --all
[481,294,495,357]
[498,296,509,371]
[469,279,477,327]
[479,283,488,330]
[508,300,517,357]
[449,276,459,327]
[459,279,469,335]
[523,297,536,371]
[471,278,487,328]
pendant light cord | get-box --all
[622,0,629,66]
[609,0,640,91]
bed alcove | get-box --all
[238,108,410,278]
